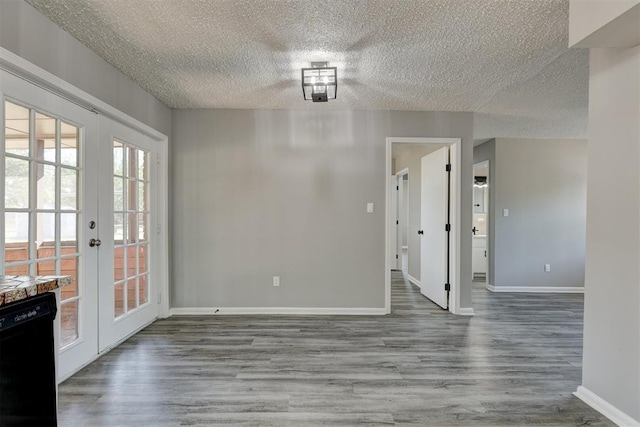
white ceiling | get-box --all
[27,0,589,138]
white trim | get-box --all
[407,274,421,288]
[458,307,475,316]
[395,167,409,177]
[574,386,640,427]
[0,46,171,318]
[170,307,387,316]
[386,137,462,316]
[473,159,490,286]
[486,284,584,293]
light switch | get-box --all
[367,202,374,213]
[503,208,509,217]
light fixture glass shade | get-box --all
[302,64,337,102]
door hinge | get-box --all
[396,185,399,191]
[157,224,161,235]
[445,224,451,232]
[444,283,451,291]
[445,163,451,172]
[396,254,399,259]
[157,153,161,165]
[396,220,399,225]
[157,293,161,304]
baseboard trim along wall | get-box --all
[407,274,421,288]
[458,307,475,316]
[574,386,640,427]
[169,307,387,316]
[485,283,584,293]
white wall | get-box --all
[581,45,640,423]
[492,138,588,289]
[171,109,475,310]
[0,0,171,136]
[393,144,444,282]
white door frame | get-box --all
[395,167,408,270]
[0,47,170,320]
[385,137,462,314]
[473,160,490,287]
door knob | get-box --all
[418,230,424,235]
[472,227,478,235]
[89,238,102,247]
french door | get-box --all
[97,119,157,351]
[1,70,158,379]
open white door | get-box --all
[390,175,398,270]
[419,147,449,309]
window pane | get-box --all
[60,122,78,167]
[138,150,148,181]
[35,112,56,163]
[36,163,56,210]
[60,213,77,253]
[138,180,147,211]
[113,141,124,176]
[60,301,79,347]
[36,260,56,276]
[36,212,56,259]
[126,179,137,211]
[127,147,137,179]
[127,246,137,277]
[126,213,137,244]
[4,212,29,246]
[5,157,30,209]
[114,283,124,318]
[60,167,77,210]
[114,246,125,282]
[138,244,148,275]
[4,264,30,275]
[114,176,124,211]
[114,213,124,243]
[138,213,148,242]
[127,279,137,312]
[5,102,30,157]
[139,274,148,305]
[60,256,78,301]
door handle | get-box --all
[418,230,424,235]
[472,227,477,235]
[89,238,102,247]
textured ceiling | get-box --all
[27,0,588,137]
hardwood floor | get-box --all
[58,273,613,426]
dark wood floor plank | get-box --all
[58,271,613,426]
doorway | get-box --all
[395,169,409,274]
[1,68,164,380]
[386,137,462,314]
[472,161,489,286]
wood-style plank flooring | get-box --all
[58,272,612,426]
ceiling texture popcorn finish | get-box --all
[27,0,588,137]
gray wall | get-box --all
[473,139,496,283]
[393,144,444,282]
[490,138,587,289]
[171,109,475,309]
[0,0,171,136]
[582,46,640,422]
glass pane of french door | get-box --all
[1,70,99,381]
[98,118,157,351]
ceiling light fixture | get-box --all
[302,62,337,102]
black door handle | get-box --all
[418,230,424,235]
[472,227,477,235]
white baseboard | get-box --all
[485,283,584,293]
[169,307,387,316]
[458,307,475,316]
[574,386,640,426]
[407,274,420,288]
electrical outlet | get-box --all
[544,264,551,272]
[273,276,280,287]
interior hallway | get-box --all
[58,273,612,426]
